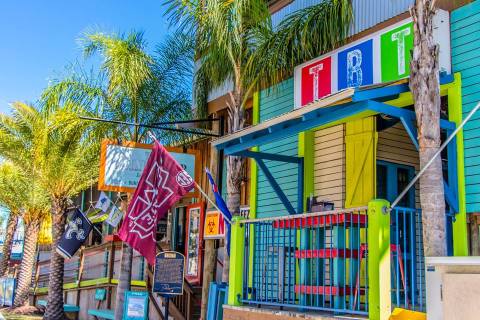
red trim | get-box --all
[294,285,366,296]
[295,249,359,259]
[184,202,205,285]
[273,213,367,229]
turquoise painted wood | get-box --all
[37,300,80,313]
[87,309,115,319]
[452,2,480,213]
[256,78,298,218]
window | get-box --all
[376,161,415,208]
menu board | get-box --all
[153,251,184,295]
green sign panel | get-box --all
[380,22,414,82]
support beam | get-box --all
[223,102,370,155]
[234,150,302,164]
[255,158,297,215]
[400,117,419,150]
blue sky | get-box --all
[0,0,173,114]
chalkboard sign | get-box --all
[153,251,184,295]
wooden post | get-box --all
[107,241,116,309]
[227,217,245,306]
[200,115,220,319]
[470,214,480,256]
[75,248,85,307]
[367,199,391,320]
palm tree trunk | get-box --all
[201,117,220,319]
[44,199,68,320]
[13,220,40,307]
[114,244,133,320]
[410,0,447,257]
[0,213,18,277]
[223,89,245,282]
[114,195,132,320]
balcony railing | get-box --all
[228,201,427,319]
[391,207,425,312]
[239,207,369,316]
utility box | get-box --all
[426,257,480,320]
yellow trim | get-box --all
[247,91,260,295]
[109,279,146,287]
[80,277,110,287]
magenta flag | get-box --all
[118,141,194,265]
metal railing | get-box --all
[390,207,425,312]
[239,207,369,316]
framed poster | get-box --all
[98,139,200,197]
[184,203,205,284]
[123,291,149,320]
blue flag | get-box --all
[205,168,232,254]
[56,209,92,259]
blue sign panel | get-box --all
[123,291,149,320]
[337,39,374,90]
[153,251,184,295]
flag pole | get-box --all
[194,182,232,224]
[146,131,232,225]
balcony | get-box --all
[227,201,425,319]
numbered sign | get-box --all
[153,251,184,295]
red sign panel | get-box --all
[301,57,332,106]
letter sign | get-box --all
[301,57,332,106]
[381,23,414,82]
[337,40,373,90]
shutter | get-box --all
[345,117,377,208]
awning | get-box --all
[213,75,455,156]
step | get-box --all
[273,213,367,229]
[295,249,360,259]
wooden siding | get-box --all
[313,125,345,209]
[452,2,480,213]
[256,78,299,218]
[377,122,420,207]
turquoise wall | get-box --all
[452,1,480,213]
[256,78,299,218]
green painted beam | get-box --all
[367,199,391,320]
[448,73,469,256]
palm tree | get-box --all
[42,30,195,319]
[165,0,353,283]
[0,162,51,308]
[0,102,100,319]
[0,164,22,277]
[409,0,446,256]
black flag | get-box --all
[56,209,92,259]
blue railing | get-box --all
[240,207,369,316]
[390,207,425,312]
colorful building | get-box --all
[209,1,480,319]
[20,1,480,319]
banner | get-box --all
[118,141,194,265]
[57,209,92,259]
[106,205,123,228]
[95,191,112,212]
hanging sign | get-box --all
[153,251,185,295]
[294,11,451,108]
[204,210,225,239]
[99,139,200,196]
